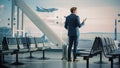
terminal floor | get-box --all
[1,51,120,68]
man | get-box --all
[64,7,87,62]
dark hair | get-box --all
[70,7,77,13]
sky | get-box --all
[0,0,120,33]
[24,0,120,33]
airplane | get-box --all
[36,6,58,13]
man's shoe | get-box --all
[73,59,79,62]
[68,60,72,62]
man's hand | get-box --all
[82,18,87,23]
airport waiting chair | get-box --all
[34,37,51,59]
[4,37,24,65]
[26,37,38,58]
[1,37,14,64]
[99,37,120,68]
[76,37,102,68]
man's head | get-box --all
[70,7,77,14]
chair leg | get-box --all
[110,58,113,68]
[39,50,45,59]
[39,50,49,60]
[29,51,34,58]
[43,50,45,59]
[86,58,89,68]
[11,52,24,65]
[114,56,120,65]
[25,51,36,59]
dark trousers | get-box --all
[68,36,78,60]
